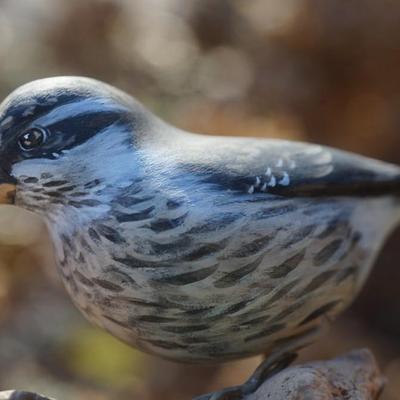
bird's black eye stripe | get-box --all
[48,110,126,131]
[46,111,130,150]
[11,111,129,161]
[18,127,47,151]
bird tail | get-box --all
[282,147,400,198]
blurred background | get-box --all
[0,0,400,399]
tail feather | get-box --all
[283,148,400,197]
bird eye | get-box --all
[18,127,47,151]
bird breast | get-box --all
[50,186,399,362]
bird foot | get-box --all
[193,352,298,400]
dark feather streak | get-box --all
[113,254,168,269]
[314,239,343,266]
[266,279,300,306]
[182,240,227,262]
[284,225,316,248]
[161,324,209,333]
[299,300,341,326]
[187,212,242,234]
[118,195,153,207]
[97,224,126,244]
[268,249,306,279]
[148,212,188,233]
[84,179,101,189]
[336,265,359,283]
[155,264,217,286]
[136,315,177,323]
[231,235,271,258]
[115,206,155,222]
[244,323,286,342]
[302,269,337,293]
[93,278,124,292]
[43,180,69,187]
[214,255,264,288]
[256,204,296,219]
[75,271,94,287]
[88,228,101,242]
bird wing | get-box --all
[183,138,400,198]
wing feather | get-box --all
[181,138,400,198]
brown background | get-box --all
[0,1,399,399]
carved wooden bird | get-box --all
[0,77,399,399]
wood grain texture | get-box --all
[247,349,384,400]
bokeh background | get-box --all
[0,0,400,399]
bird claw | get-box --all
[193,352,298,400]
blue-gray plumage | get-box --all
[0,76,399,398]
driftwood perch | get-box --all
[247,348,385,400]
[0,349,385,400]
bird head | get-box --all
[0,76,149,223]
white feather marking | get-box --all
[0,116,13,127]
[261,182,267,191]
[265,167,272,176]
[311,164,334,178]
[268,175,276,187]
[255,176,261,187]
[248,185,255,194]
[304,145,323,155]
[22,106,36,117]
[47,96,59,105]
[278,172,290,186]
[313,151,333,165]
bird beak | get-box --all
[0,183,16,204]
[0,171,16,204]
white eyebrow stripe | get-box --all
[33,98,130,126]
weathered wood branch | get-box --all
[0,349,385,400]
[246,349,385,400]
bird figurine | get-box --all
[0,76,399,399]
